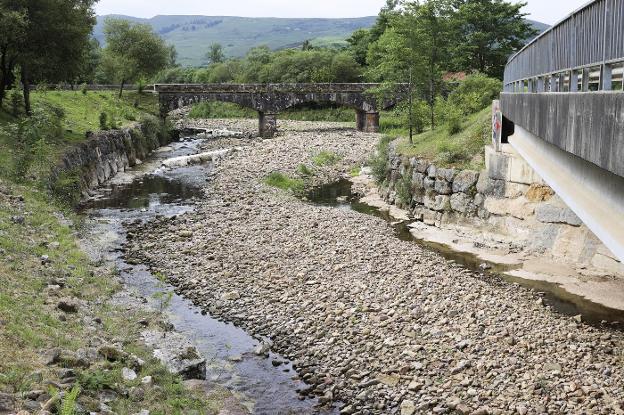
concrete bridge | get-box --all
[155,83,405,138]
[498,0,624,262]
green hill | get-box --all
[94,15,377,67]
[93,15,549,68]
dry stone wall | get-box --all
[378,142,622,271]
[51,118,172,198]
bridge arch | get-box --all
[156,83,406,137]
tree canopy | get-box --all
[101,18,171,96]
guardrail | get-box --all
[503,0,624,93]
[153,83,408,94]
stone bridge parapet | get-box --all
[155,83,407,137]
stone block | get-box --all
[452,170,479,193]
[414,159,429,173]
[434,179,452,195]
[424,177,435,190]
[476,173,505,197]
[484,197,535,220]
[412,172,425,190]
[427,164,437,178]
[535,204,583,226]
[505,183,530,198]
[485,144,545,185]
[436,167,456,182]
[422,209,438,226]
[430,195,451,212]
[474,193,485,207]
[450,193,473,214]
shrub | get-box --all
[446,106,464,135]
[448,73,502,115]
[81,83,88,95]
[99,112,108,130]
[137,78,147,94]
[395,171,413,206]
[9,88,22,117]
[370,135,393,184]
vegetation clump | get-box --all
[264,172,305,194]
[312,150,342,166]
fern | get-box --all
[60,385,81,415]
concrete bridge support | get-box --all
[356,110,380,133]
[258,112,278,138]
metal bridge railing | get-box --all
[503,0,624,93]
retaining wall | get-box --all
[379,141,623,272]
[50,117,172,198]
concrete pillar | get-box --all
[601,64,613,91]
[259,112,278,138]
[363,111,380,133]
[537,77,545,92]
[582,68,590,92]
[570,70,579,92]
[356,110,366,131]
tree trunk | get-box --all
[21,66,31,116]
[118,79,125,98]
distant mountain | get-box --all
[93,15,549,68]
[94,15,377,67]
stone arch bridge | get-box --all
[155,83,407,137]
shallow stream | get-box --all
[81,138,331,415]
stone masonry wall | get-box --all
[379,141,623,272]
[50,118,172,198]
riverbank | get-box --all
[126,119,624,414]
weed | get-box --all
[297,164,314,176]
[349,166,361,177]
[59,385,81,415]
[312,150,342,166]
[369,135,393,184]
[264,172,304,194]
[99,112,108,130]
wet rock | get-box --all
[142,330,206,380]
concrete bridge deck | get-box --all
[155,83,407,137]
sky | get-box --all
[94,0,591,25]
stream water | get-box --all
[81,138,332,415]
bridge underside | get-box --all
[500,92,624,263]
[156,84,404,137]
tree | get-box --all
[346,29,372,66]
[368,0,456,129]
[101,19,171,97]
[453,0,537,78]
[76,38,102,84]
[0,0,96,114]
[302,40,313,51]
[206,43,225,64]
[330,52,362,82]
[0,5,26,107]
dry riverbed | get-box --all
[126,120,624,415]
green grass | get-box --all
[30,90,158,140]
[393,107,491,170]
[312,150,342,166]
[264,172,304,194]
[0,90,158,184]
[0,91,224,412]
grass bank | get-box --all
[0,92,227,413]
[386,107,491,171]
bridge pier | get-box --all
[356,110,380,133]
[259,112,278,138]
